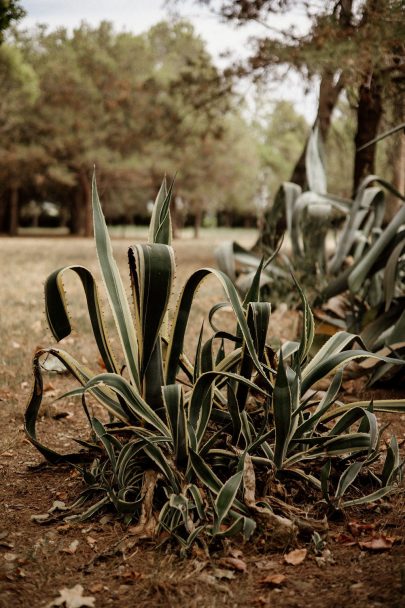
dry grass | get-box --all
[0,228,256,418]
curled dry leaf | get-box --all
[47,584,95,608]
[259,573,286,587]
[219,557,247,572]
[348,521,375,537]
[284,548,307,565]
[63,540,79,555]
[359,535,395,551]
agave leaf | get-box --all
[163,384,188,467]
[213,514,256,540]
[25,348,125,464]
[273,354,292,469]
[236,301,271,411]
[357,122,405,151]
[148,176,173,245]
[214,470,244,532]
[348,203,405,293]
[329,185,385,274]
[383,241,405,311]
[302,331,360,380]
[285,433,372,466]
[189,449,222,494]
[301,349,404,395]
[381,436,401,486]
[78,373,170,436]
[187,484,205,520]
[320,399,405,423]
[92,173,140,390]
[227,383,242,444]
[341,486,394,508]
[292,275,314,365]
[335,461,363,500]
[141,440,180,493]
[165,268,271,385]
[321,459,331,503]
[305,124,327,194]
[129,243,175,379]
[45,265,119,373]
[189,370,267,445]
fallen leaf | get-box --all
[348,521,375,537]
[359,535,395,551]
[31,513,51,523]
[334,533,356,546]
[4,553,18,562]
[255,558,279,570]
[284,548,307,565]
[219,557,247,572]
[43,382,56,392]
[86,536,97,549]
[63,540,79,554]
[259,573,286,587]
[212,567,236,580]
[47,584,95,608]
[49,500,69,513]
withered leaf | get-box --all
[284,548,307,565]
[259,573,286,586]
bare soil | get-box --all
[0,231,404,608]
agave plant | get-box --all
[216,127,405,384]
[25,174,405,550]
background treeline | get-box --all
[0,14,399,236]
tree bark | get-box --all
[9,184,19,236]
[289,0,353,187]
[193,208,202,239]
[290,70,346,187]
[80,171,92,237]
[352,73,383,195]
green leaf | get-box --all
[335,461,363,500]
[273,353,292,469]
[163,384,188,467]
[45,265,118,373]
[214,470,243,532]
[92,172,140,390]
[148,176,173,245]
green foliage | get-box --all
[0,0,25,43]
[217,126,405,383]
[0,21,260,235]
[25,176,404,548]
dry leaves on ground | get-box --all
[47,584,95,608]
[284,548,307,565]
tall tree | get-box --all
[194,0,404,193]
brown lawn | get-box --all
[0,230,404,608]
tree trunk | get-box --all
[0,194,8,233]
[352,73,383,195]
[290,70,345,187]
[193,208,202,239]
[80,171,92,238]
[9,184,19,236]
[289,0,353,187]
[69,188,83,235]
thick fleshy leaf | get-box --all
[165,267,270,385]
[148,176,173,245]
[92,173,140,390]
[273,354,292,469]
[45,265,118,373]
[214,470,244,531]
[163,384,188,467]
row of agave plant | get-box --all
[25,175,405,549]
[216,127,405,386]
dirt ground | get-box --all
[1,230,404,608]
